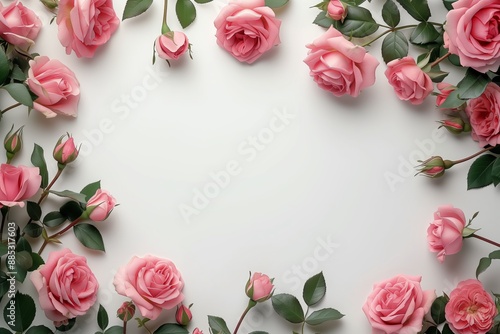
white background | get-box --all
[2,0,500,333]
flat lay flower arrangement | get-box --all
[0,0,500,333]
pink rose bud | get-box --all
[53,134,79,167]
[117,301,135,322]
[438,117,470,135]
[85,189,116,222]
[435,82,457,108]
[4,125,23,161]
[155,32,190,62]
[427,205,466,263]
[327,0,347,21]
[415,156,454,178]
[175,304,192,326]
[245,272,274,302]
[193,328,204,334]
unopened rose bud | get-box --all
[438,117,471,134]
[84,189,117,222]
[155,31,190,62]
[192,328,204,334]
[53,133,79,167]
[117,301,135,322]
[4,125,23,161]
[327,0,347,21]
[175,304,192,326]
[416,156,454,178]
[245,272,274,303]
[40,0,58,10]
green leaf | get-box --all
[28,252,44,271]
[153,323,189,334]
[73,223,105,251]
[476,256,492,278]
[97,305,109,331]
[442,0,457,11]
[0,47,9,85]
[26,202,42,221]
[49,190,88,203]
[56,318,75,332]
[395,0,430,21]
[0,271,10,298]
[193,0,212,3]
[104,326,124,334]
[23,223,42,238]
[332,6,379,38]
[3,292,36,332]
[425,326,440,334]
[303,272,326,306]
[491,158,500,186]
[0,328,12,334]
[305,308,344,325]
[10,64,26,82]
[442,324,454,334]
[0,243,6,257]
[489,250,500,259]
[43,211,66,227]
[122,0,153,20]
[14,250,32,282]
[454,68,490,100]
[59,201,84,221]
[16,237,32,253]
[81,181,101,201]
[430,296,448,325]
[271,293,305,323]
[2,83,33,108]
[313,11,335,28]
[208,316,231,334]
[30,144,48,189]
[410,22,440,45]
[248,332,268,334]
[467,155,496,190]
[382,0,400,27]
[176,0,196,29]
[265,0,288,8]
[381,31,408,63]
[25,325,54,334]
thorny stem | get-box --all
[37,217,81,255]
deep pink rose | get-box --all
[0,164,40,207]
[56,0,120,58]
[245,272,274,302]
[445,279,497,334]
[385,56,433,105]
[363,275,436,334]
[327,0,346,21]
[27,56,80,118]
[466,83,500,147]
[214,0,281,64]
[427,205,466,263]
[155,32,190,61]
[304,27,379,97]
[444,0,500,73]
[113,255,184,320]
[0,1,41,49]
[85,189,116,222]
[30,248,99,321]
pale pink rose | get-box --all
[327,0,346,21]
[113,255,184,320]
[363,275,436,334]
[466,83,500,147]
[214,0,281,64]
[304,27,379,97]
[26,56,80,118]
[245,272,274,302]
[385,56,433,105]
[0,164,40,207]
[0,1,41,49]
[435,82,456,108]
[30,248,99,321]
[56,0,120,58]
[445,279,497,334]
[427,205,466,263]
[85,189,116,222]
[53,134,79,165]
[155,32,190,61]
[444,0,500,73]
[193,329,204,334]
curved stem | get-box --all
[37,217,81,255]
[1,102,22,114]
[233,300,257,334]
[451,147,494,165]
[161,0,171,33]
[361,25,417,47]
[471,234,500,248]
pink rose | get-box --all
[435,82,456,108]
[445,279,497,334]
[113,255,184,320]
[304,27,379,97]
[214,0,281,64]
[56,0,120,58]
[444,0,500,73]
[26,56,80,118]
[0,164,40,207]
[385,56,433,105]
[85,189,116,222]
[193,329,204,334]
[466,83,500,147]
[363,275,436,334]
[30,248,99,321]
[427,205,466,263]
[0,1,41,49]
[245,272,274,302]
[327,0,346,21]
[155,32,190,61]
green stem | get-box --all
[233,299,257,334]
[161,0,171,34]
[0,207,9,242]
[37,217,81,255]
[1,102,22,114]
[471,234,500,248]
[451,147,494,165]
[301,307,309,334]
[428,52,451,68]
[361,25,417,47]
[143,323,153,334]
